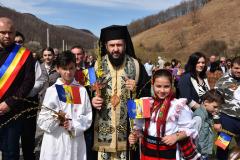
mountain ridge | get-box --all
[0,6,97,50]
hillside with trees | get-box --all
[128,0,210,37]
[0,5,97,52]
[132,0,240,63]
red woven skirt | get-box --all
[141,135,176,160]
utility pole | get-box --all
[47,28,49,47]
[62,40,65,51]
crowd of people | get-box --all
[0,17,240,160]
[142,53,240,160]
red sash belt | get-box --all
[141,135,176,160]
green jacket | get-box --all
[193,106,214,155]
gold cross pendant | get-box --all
[111,94,120,110]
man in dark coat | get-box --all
[0,17,35,160]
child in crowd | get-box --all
[193,89,224,160]
[129,69,198,160]
[37,51,92,160]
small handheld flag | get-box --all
[127,99,136,118]
[82,67,97,86]
[215,132,232,150]
[55,84,81,104]
[127,98,151,119]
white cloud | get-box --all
[62,0,182,11]
[0,0,57,15]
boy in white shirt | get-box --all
[38,51,92,160]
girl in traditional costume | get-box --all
[129,69,199,160]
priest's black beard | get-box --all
[107,52,125,68]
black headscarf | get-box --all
[99,25,136,58]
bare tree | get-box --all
[190,1,200,25]
[176,29,187,49]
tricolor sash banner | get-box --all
[55,84,81,104]
[0,44,31,98]
[127,98,151,119]
[215,132,232,150]
[82,67,97,86]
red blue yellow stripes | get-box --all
[55,84,81,104]
[82,67,97,86]
[127,98,151,118]
[0,44,31,98]
[215,132,232,150]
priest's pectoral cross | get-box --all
[111,90,120,111]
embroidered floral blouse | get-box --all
[135,98,197,139]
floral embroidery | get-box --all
[168,98,187,122]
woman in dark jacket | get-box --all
[178,52,210,109]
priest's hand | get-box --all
[0,101,10,116]
[92,96,103,110]
[125,77,136,91]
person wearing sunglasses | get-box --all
[220,56,227,74]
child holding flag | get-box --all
[193,89,224,160]
[37,51,92,160]
[128,69,198,160]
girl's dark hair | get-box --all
[152,69,173,84]
[185,52,207,80]
[209,61,222,73]
[171,59,178,68]
[42,47,56,66]
[42,47,55,56]
[201,89,224,105]
[55,50,76,68]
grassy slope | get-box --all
[133,0,240,63]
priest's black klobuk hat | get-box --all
[99,25,136,58]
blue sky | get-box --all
[0,0,182,36]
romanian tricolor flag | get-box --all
[82,67,97,86]
[215,132,232,150]
[55,84,81,104]
[127,98,151,119]
[0,44,31,98]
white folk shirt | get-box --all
[37,78,92,160]
[148,98,197,138]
